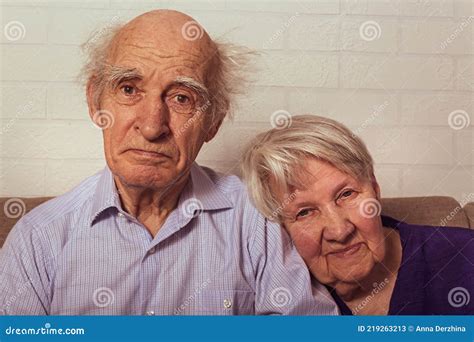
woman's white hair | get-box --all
[240,115,375,222]
[79,22,254,125]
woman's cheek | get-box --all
[289,228,321,261]
[354,216,386,261]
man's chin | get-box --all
[111,163,178,189]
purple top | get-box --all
[330,215,474,315]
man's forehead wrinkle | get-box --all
[112,57,209,76]
[112,41,212,65]
[109,49,214,85]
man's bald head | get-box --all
[82,9,252,126]
[107,10,216,68]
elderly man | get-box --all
[0,10,337,315]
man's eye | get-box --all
[174,94,190,104]
[120,85,137,96]
[166,92,196,113]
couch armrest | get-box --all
[0,197,53,247]
[381,196,470,229]
[463,202,474,229]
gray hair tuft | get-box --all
[240,115,375,222]
[79,22,256,125]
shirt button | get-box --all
[148,247,157,255]
[145,310,155,316]
[223,299,232,309]
[117,212,124,218]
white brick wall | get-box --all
[0,0,472,202]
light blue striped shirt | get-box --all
[0,163,337,315]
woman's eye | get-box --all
[296,209,312,219]
[341,190,354,198]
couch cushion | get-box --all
[463,202,474,228]
[1,197,53,247]
[381,196,470,229]
[1,196,472,248]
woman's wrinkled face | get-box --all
[275,158,386,287]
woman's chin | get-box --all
[328,259,374,284]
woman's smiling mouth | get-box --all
[328,242,363,258]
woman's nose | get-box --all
[321,207,355,243]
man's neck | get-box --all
[113,172,191,237]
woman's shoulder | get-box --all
[382,215,474,252]
[383,215,474,314]
[382,215,474,275]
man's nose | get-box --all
[136,96,171,141]
[321,206,355,243]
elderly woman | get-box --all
[241,115,474,315]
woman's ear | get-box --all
[370,173,381,200]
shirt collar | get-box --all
[186,162,234,211]
[90,165,122,226]
[89,162,233,227]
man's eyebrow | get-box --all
[173,76,210,101]
[106,65,143,86]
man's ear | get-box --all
[86,78,99,121]
[204,117,223,143]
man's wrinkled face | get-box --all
[88,21,218,190]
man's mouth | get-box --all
[127,149,170,159]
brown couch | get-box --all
[1,196,473,247]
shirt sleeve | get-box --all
[248,212,339,315]
[0,216,51,315]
